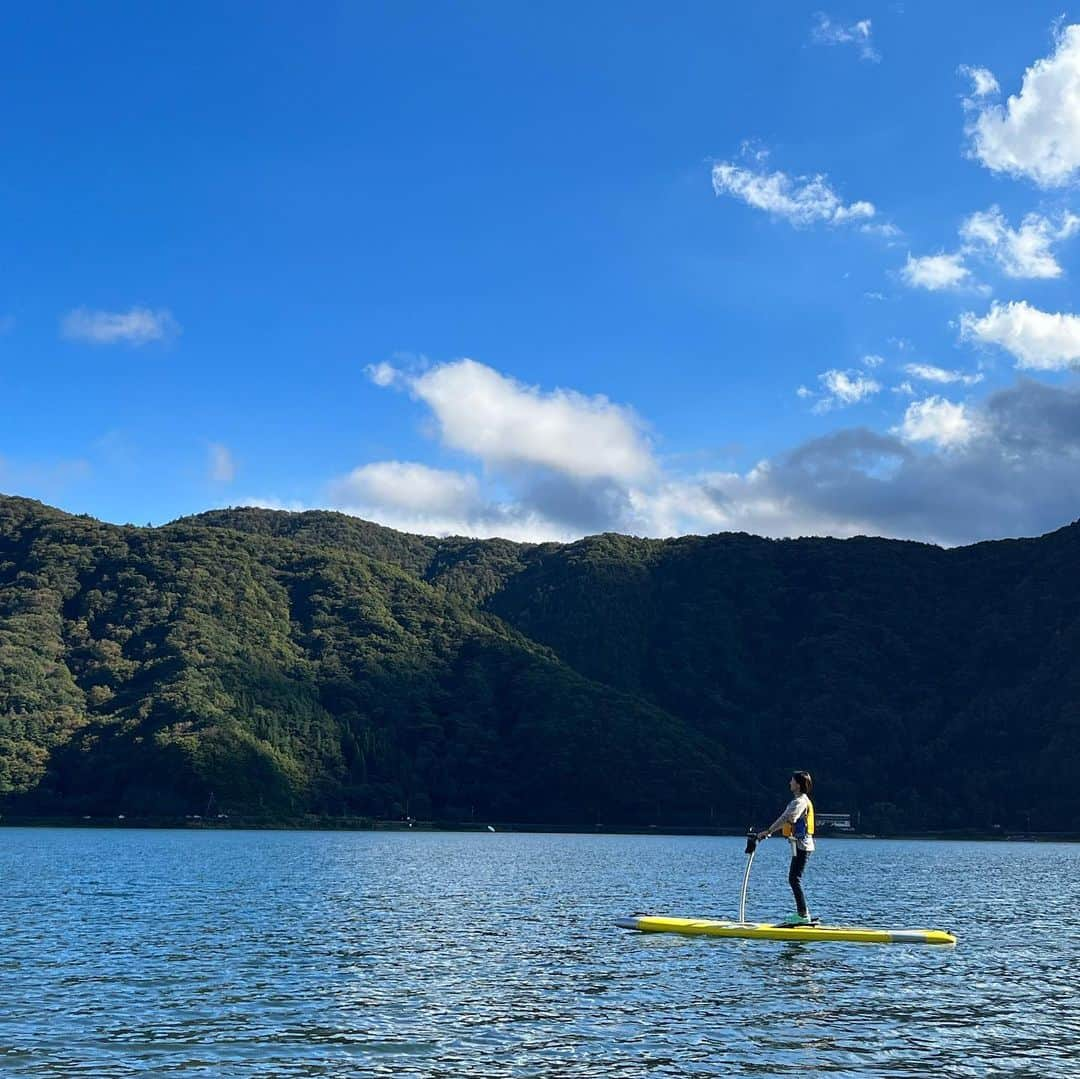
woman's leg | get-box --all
[788,849,811,916]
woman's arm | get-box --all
[756,800,799,841]
[756,813,788,841]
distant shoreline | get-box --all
[1,816,1076,842]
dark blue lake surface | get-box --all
[0,829,1076,1077]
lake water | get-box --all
[0,829,1076,1077]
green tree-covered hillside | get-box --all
[2,493,1078,830]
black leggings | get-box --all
[788,849,811,916]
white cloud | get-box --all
[861,354,886,368]
[327,461,574,541]
[796,385,814,398]
[811,13,880,63]
[813,369,881,411]
[892,381,916,396]
[365,361,401,387]
[330,461,483,517]
[625,466,872,542]
[961,300,1080,370]
[960,206,1079,278]
[901,251,972,290]
[894,396,980,449]
[208,443,236,483]
[903,363,984,386]
[742,381,1080,544]
[903,206,1078,291]
[626,381,1080,543]
[966,24,1080,186]
[61,306,179,346]
[959,64,1000,100]
[860,221,903,241]
[406,359,656,483]
[340,361,1080,547]
[352,358,657,539]
[711,158,876,228]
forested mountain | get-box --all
[1,493,1078,831]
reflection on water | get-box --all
[0,829,1077,1077]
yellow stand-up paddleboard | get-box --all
[615,915,956,946]
[617,830,956,946]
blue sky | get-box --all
[6,2,1080,544]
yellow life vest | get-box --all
[782,798,814,840]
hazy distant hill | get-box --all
[2,492,1078,830]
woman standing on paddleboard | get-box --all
[757,771,815,925]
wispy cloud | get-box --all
[960,206,1079,279]
[811,13,880,63]
[208,443,236,483]
[903,363,983,386]
[61,306,180,346]
[859,221,903,242]
[813,369,882,411]
[712,149,877,228]
[959,64,1000,100]
[365,361,402,387]
[0,454,92,496]
[902,205,1079,292]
